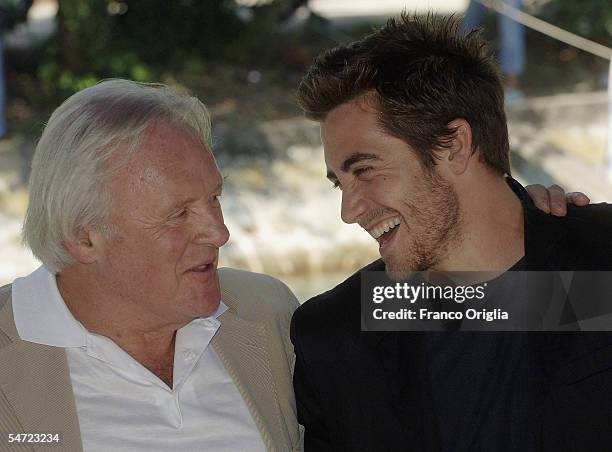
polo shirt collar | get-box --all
[11,266,228,349]
[12,266,87,347]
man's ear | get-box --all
[63,228,104,264]
[443,119,473,176]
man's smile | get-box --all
[367,216,401,239]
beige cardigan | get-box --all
[0,268,301,451]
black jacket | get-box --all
[291,179,612,451]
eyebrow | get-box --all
[326,152,381,181]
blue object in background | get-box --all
[461,0,526,78]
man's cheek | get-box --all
[161,229,190,256]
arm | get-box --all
[526,184,590,216]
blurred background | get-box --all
[0,0,611,301]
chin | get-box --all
[383,252,427,277]
[382,251,407,271]
[186,298,220,320]
[200,286,221,309]
[182,284,221,319]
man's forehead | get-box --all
[131,152,219,187]
[322,99,383,144]
[112,130,219,193]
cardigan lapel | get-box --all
[211,308,289,451]
[0,296,82,452]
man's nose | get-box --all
[340,187,367,224]
[194,211,230,248]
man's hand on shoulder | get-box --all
[526,183,590,216]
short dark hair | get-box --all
[296,13,510,174]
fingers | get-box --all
[566,191,590,206]
[546,184,567,216]
[524,184,590,216]
[525,184,551,214]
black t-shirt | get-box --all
[420,258,537,451]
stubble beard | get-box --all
[384,170,462,274]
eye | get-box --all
[353,167,372,177]
[169,208,188,221]
[211,194,222,206]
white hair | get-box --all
[23,79,212,274]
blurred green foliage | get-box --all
[536,0,612,46]
[14,0,610,124]
[36,0,319,99]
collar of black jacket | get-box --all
[505,176,569,270]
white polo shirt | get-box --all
[11,266,266,452]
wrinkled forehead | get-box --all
[108,122,220,198]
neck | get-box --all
[434,174,524,272]
[56,268,179,387]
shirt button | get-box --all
[184,350,196,360]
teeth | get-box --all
[369,217,401,239]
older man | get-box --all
[0,80,300,451]
[291,14,612,451]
